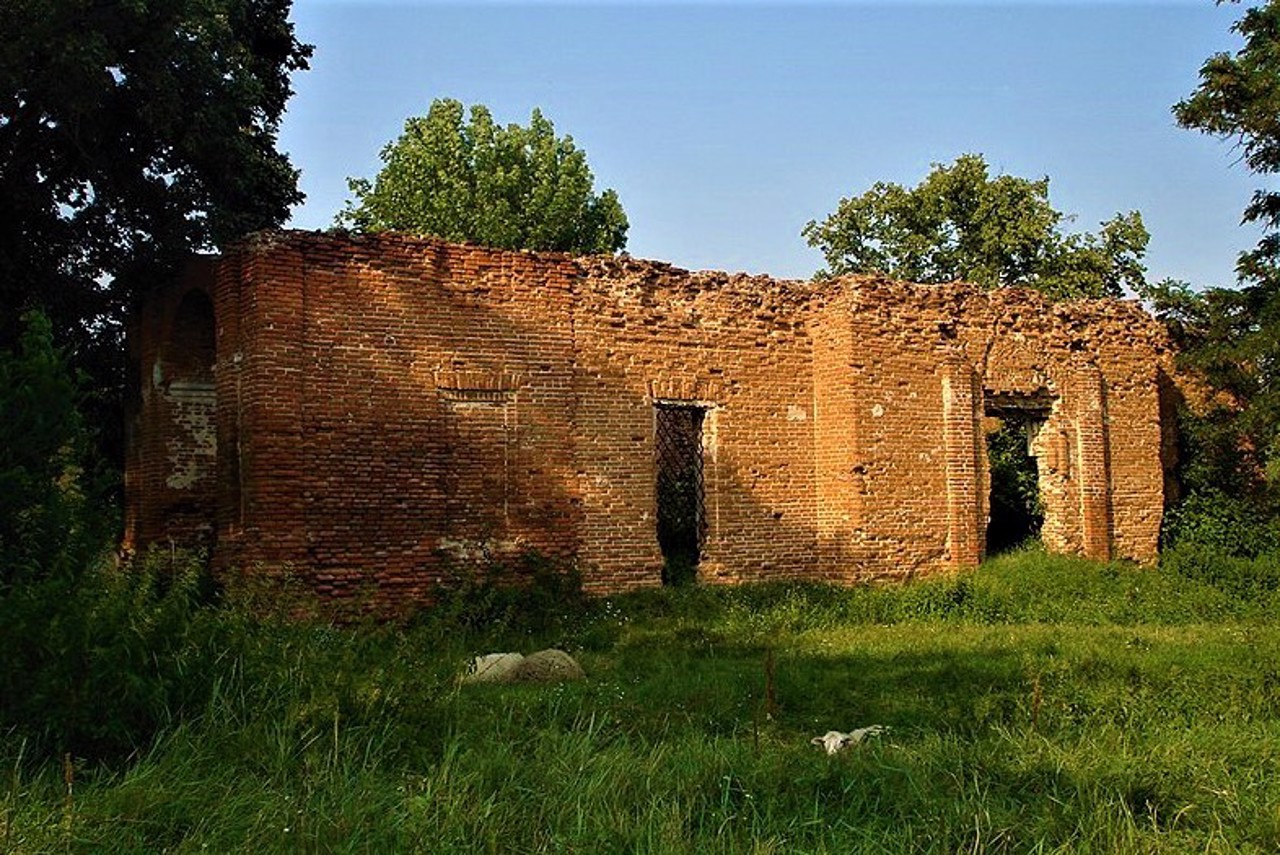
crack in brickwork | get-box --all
[125,231,1174,608]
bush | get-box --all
[0,313,232,762]
[1161,541,1280,603]
[422,552,589,644]
[0,311,113,588]
[1162,490,1280,557]
[0,549,224,762]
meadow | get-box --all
[2,546,1279,854]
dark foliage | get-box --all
[0,314,219,762]
[1144,1,1280,548]
[423,553,590,643]
[986,422,1044,554]
[0,311,112,590]
[0,0,311,466]
[0,551,222,763]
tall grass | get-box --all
[3,546,1280,853]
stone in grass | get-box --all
[511,649,586,683]
[462,652,525,684]
[461,649,586,685]
[811,725,889,754]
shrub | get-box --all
[0,311,113,588]
[0,549,223,762]
[1162,489,1280,557]
[1161,541,1280,603]
[422,552,589,644]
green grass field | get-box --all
[3,548,1279,853]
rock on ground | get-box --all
[512,649,586,683]
[461,649,586,685]
[462,652,525,684]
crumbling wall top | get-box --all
[226,230,1171,356]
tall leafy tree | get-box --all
[1176,0,1280,289]
[0,311,109,589]
[803,153,1149,300]
[341,98,629,254]
[0,0,312,458]
[1143,0,1280,550]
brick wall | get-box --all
[126,231,1173,608]
[124,259,219,551]
[571,258,820,591]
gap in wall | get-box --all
[984,394,1049,555]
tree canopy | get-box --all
[340,99,629,255]
[802,153,1149,300]
[1143,0,1280,548]
[0,0,311,466]
[0,0,312,354]
[1174,0,1280,289]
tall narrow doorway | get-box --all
[655,404,707,585]
[984,394,1050,555]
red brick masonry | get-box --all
[125,230,1173,606]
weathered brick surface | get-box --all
[125,231,1173,607]
[124,259,219,550]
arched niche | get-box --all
[158,289,216,389]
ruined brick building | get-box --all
[125,230,1173,606]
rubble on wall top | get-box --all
[230,229,1166,342]
[240,227,580,261]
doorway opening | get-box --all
[984,394,1048,555]
[655,403,707,585]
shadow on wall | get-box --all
[131,233,1172,611]
[197,235,827,609]
[126,272,219,551]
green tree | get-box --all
[341,98,629,254]
[1143,1,1280,551]
[0,0,312,463]
[803,153,1149,300]
[1175,0,1280,289]
[0,312,111,589]
[0,319,218,759]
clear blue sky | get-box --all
[280,0,1265,289]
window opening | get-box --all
[655,404,707,585]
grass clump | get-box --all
[4,548,1280,853]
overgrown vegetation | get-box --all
[3,547,1280,853]
[5,4,1280,853]
[0,312,111,590]
[1,315,1276,852]
[985,421,1044,554]
[1142,0,1280,556]
[4,299,1279,853]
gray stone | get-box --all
[462,652,525,684]
[511,649,586,683]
